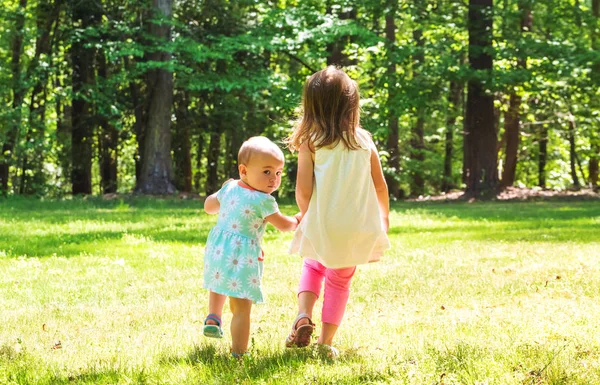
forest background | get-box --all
[1,0,599,200]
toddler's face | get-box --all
[240,152,284,194]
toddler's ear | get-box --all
[238,164,247,177]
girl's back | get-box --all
[289,129,390,268]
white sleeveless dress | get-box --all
[289,130,391,268]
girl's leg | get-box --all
[229,297,253,355]
[296,259,326,324]
[205,291,227,325]
[318,266,357,345]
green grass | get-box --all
[0,197,599,384]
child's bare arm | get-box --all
[265,212,301,232]
[204,193,220,214]
[370,146,390,232]
[295,141,314,215]
[204,179,233,214]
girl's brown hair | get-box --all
[287,66,361,151]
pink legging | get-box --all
[298,258,357,326]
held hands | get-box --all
[294,212,304,226]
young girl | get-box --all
[203,136,301,357]
[285,66,391,356]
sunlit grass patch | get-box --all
[0,198,599,384]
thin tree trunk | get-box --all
[326,5,356,66]
[98,50,118,194]
[501,92,521,187]
[568,117,580,189]
[464,0,498,199]
[442,81,462,192]
[126,57,146,183]
[1,0,27,194]
[590,0,600,189]
[194,133,206,192]
[71,0,96,195]
[173,91,193,192]
[501,2,532,188]
[410,25,425,197]
[136,0,175,194]
[21,0,60,194]
[385,4,401,199]
[205,128,221,195]
[538,123,548,188]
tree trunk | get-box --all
[568,117,580,189]
[173,91,193,192]
[538,123,548,188]
[71,0,96,195]
[21,0,60,194]
[136,0,175,194]
[464,0,498,199]
[326,6,357,66]
[501,92,521,187]
[1,0,27,195]
[126,58,146,183]
[442,81,462,192]
[410,26,425,197]
[205,129,221,195]
[590,0,600,190]
[501,2,532,188]
[384,4,401,199]
[194,133,206,192]
[98,50,118,194]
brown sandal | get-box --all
[285,313,315,348]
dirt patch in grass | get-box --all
[408,187,600,202]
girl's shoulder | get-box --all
[354,128,373,149]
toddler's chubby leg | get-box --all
[203,291,227,338]
[229,297,253,355]
[206,291,227,325]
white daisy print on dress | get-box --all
[248,218,264,236]
[240,204,255,219]
[231,237,243,251]
[219,210,228,221]
[227,277,242,292]
[237,290,252,301]
[245,255,256,268]
[224,195,240,212]
[227,254,245,273]
[248,238,259,251]
[247,273,261,289]
[211,268,224,286]
[212,246,224,261]
[228,218,242,233]
[243,188,260,200]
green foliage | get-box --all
[0,0,599,196]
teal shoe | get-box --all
[203,313,223,338]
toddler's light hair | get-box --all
[238,136,285,165]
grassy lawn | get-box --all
[0,197,599,384]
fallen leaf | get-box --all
[42,324,48,332]
[51,341,62,350]
[440,305,446,310]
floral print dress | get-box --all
[203,180,279,304]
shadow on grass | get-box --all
[158,343,392,384]
[1,199,598,259]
